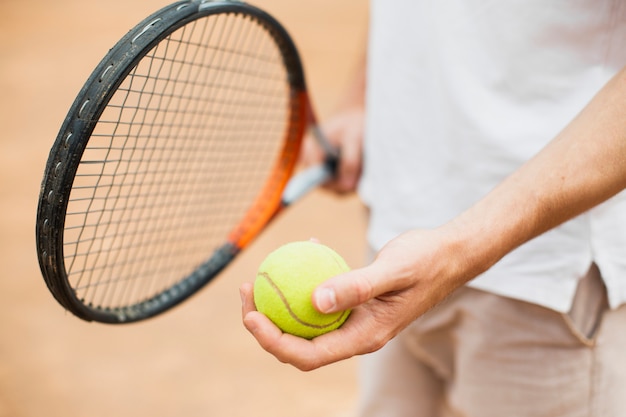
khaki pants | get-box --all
[357,264,626,417]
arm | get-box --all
[457,68,626,269]
[242,66,626,372]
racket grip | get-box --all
[281,159,335,206]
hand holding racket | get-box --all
[36,0,339,323]
[299,108,365,194]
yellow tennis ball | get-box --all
[253,241,351,339]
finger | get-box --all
[244,306,384,371]
[240,282,256,317]
[242,307,321,370]
[336,134,361,192]
[312,263,400,314]
[298,133,325,168]
[242,309,281,342]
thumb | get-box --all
[312,263,392,314]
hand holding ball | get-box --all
[253,241,351,339]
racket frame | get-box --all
[36,0,329,323]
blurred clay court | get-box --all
[0,0,368,416]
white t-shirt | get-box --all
[359,0,626,312]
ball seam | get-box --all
[257,271,348,330]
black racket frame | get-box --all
[36,0,307,323]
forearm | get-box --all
[448,68,626,280]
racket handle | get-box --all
[281,158,336,206]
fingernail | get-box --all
[315,287,337,313]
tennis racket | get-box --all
[35,0,338,324]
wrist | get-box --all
[440,212,509,286]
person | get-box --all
[241,1,626,415]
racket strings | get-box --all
[63,13,295,310]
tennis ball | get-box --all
[253,241,351,339]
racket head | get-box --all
[36,0,312,323]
